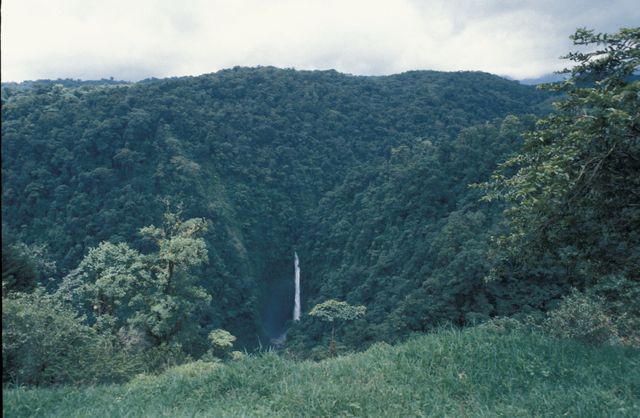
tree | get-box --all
[480,28,639,329]
[58,208,212,347]
[309,299,366,357]
[2,66,550,349]
[2,231,56,295]
[136,208,211,345]
[2,239,38,294]
[2,290,97,385]
[207,329,237,359]
[57,241,151,334]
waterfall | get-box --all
[293,252,301,321]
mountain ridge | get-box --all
[2,66,551,348]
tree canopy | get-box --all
[309,299,367,323]
[57,209,212,347]
[481,27,639,290]
[1,67,550,347]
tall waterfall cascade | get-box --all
[293,252,301,321]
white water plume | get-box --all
[294,252,301,321]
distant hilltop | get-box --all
[1,77,131,90]
[517,73,568,85]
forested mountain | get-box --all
[4,29,639,391]
[1,67,551,348]
[292,115,544,351]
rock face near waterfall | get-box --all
[1,67,551,349]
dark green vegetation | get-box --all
[1,65,549,350]
[3,327,639,417]
[480,28,640,346]
[2,28,639,416]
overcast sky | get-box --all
[2,0,638,82]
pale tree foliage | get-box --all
[59,209,211,347]
[309,299,367,322]
[139,210,209,294]
[310,299,366,357]
[57,242,150,334]
[207,329,237,359]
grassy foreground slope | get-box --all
[4,328,639,418]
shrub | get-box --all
[141,342,191,371]
[590,275,640,347]
[478,316,530,334]
[204,329,237,360]
[544,290,619,345]
[2,289,193,386]
[2,290,98,385]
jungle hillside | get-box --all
[2,27,639,417]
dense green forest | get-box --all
[2,27,639,395]
[1,67,549,347]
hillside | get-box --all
[4,327,639,417]
[1,67,551,348]
[3,31,639,417]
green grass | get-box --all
[4,327,639,417]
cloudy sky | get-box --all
[2,0,638,82]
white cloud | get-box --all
[2,0,638,81]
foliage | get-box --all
[2,289,98,385]
[476,316,541,335]
[480,27,640,290]
[1,68,550,346]
[56,241,150,334]
[207,329,237,359]
[589,274,640,347]
[288,114,537,353]
[2,285,197,387]
[208,329,236,349]
[135,209,211,345]
[544,290,619,345]
[2,29,639,392]
[309,299,366,356]
[2,231,56,294]
[2,237,38,294]
[229,350,245,361]
[4,327,639,417]
[57,210,212,349]
[308,299,366,322]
